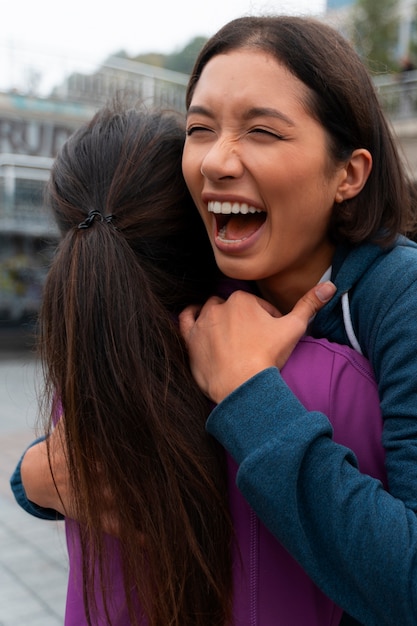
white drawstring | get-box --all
[341,291,363,355]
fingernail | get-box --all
[315,281,336,303]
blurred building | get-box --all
[0,59,188,341]
[51,55,188,111]
[0,93,92,338]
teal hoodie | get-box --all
[207,236,417,626]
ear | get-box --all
[335,149,372,203]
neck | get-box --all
[256,261,333,315]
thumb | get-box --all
[292,281,337,324]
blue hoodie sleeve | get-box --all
[207,367,417,626]
[10,436,64,521]
[317,242,417,516]
[349,247,417,511]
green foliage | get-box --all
[165,37,208,74]
[131,36,208,75]
[132,52,167,68]
[349,0,400,72]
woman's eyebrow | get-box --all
[186,105,214,119]
[243,107,295,126]
[186,105,295,127]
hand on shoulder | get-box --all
[179,282,336,403]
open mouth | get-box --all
[208,201,266,243]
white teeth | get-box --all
[210,201,222,214]
[208,201,262,215]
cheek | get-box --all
[181,151,191,182]
[182,142,200,172]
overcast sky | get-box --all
[0,0,326,93]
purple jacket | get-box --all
[64,336,386,625]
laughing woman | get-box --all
[180,15,417,626]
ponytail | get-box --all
[39,105,232,626]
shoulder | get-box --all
[282,337,377,409]
[350,238,417,323]
[335,238,417,319]
[282,337,384,480]
[301,335,372,370]
[334,237,417,283]
[369,237,417,275]
[356,237,417,284]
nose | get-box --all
[200,136,244,181]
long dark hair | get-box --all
[39,103,232,626]
[187,15,414,245]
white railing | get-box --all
[374,70,417,120]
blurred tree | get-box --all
[164,37,208,73]
[132,52,166,68]
[133,36,207,75]
[349,0,400,72]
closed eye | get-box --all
[249,128,285,140]
[186,126,214,136]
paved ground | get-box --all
[0,350,68,625]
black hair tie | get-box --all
[78,210,115,229]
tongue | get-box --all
[221,214,265,241]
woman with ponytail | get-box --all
[12,102,233,626]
